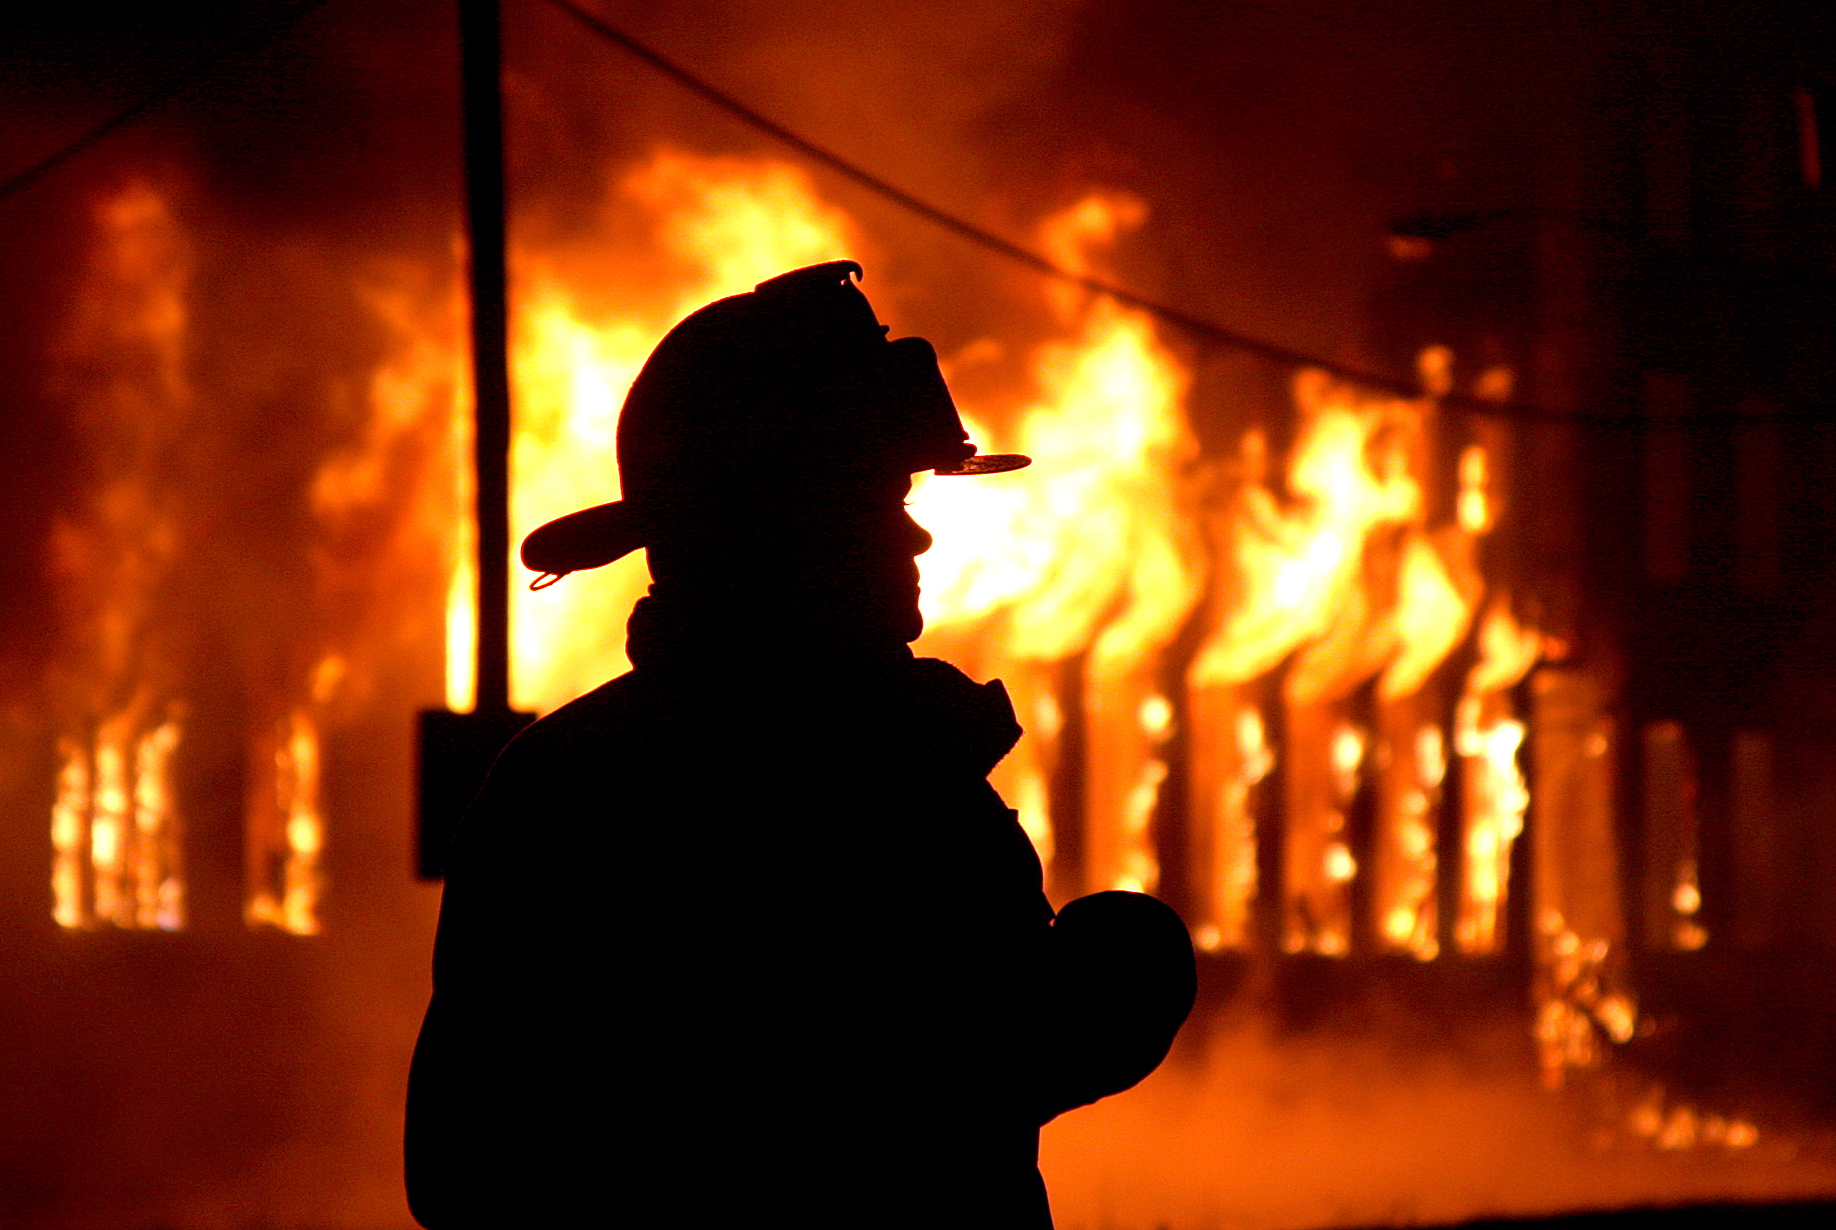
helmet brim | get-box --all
[518,451,1031,585]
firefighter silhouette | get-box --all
[406,262,1196,1228]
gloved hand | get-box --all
[1036,890,1197,1122]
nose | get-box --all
[903,509,934,557]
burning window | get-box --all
[46,182,192,932]
[46,179,464,935]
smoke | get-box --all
[1044,996,1836,1230]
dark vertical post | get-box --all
[1344,680,1378,955]
[1435,680,1465,960]
[1050,654,1089,901]
[460,0,511,714]
[1503,675,1536,973]
[1253,670,1286,960]
[416,0,534,881]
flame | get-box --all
[1189,375,1423,698]
[446,552,477,712]
[912,197,1198,649]
[246,705,324,935]
[45,182,192,931]
[1183,355,1500,955]
[1671,856,1707,951]
[1457,444,1491,533]
[1455,597,1541,953]
[48,710,186,931]
[913,193,1200,895]
[90,718,131,925]
[1222,373,1419,955]
[50,743,87,929]
[1378,720,1446,960]
[131,719,184,929]
[1187,699,1272,952]
[48,181,433,931]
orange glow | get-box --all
[50,742,87,929]
[45,182,192,932]
[51,714,185,931]
[90,719,131,925]
[1378,718,1446,961]
[1187,697,1273,952]
[472,158,1527,955]
[246,705,324,935]
[1185,356,1499,956]
[1671,857,1708,951]
[1456,597,1541,953]
[446,551,478,712]
[913,193,1200,895]
[131,719,183,929]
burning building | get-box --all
[3,1,1836,1227]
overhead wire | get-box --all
[4,0,1810,428]
[541,0,1807,429]
[0,0,338,206]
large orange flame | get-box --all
[913,194,1200,893]
[1184,354,1507,954]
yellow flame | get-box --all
[1457,444,1491,533]
[446,552,477,711]
[1379,531,1480,701]
[50,711,184,931]
[51,743,87,929]
[132,720,183,930]
[1190,375,1423,696]
[90,723,130,925]
[1455,598,1540,954]
[915,194,1200,895]
[1468,593,1542,696]
[913,263,1198,649]
[1196,359,1499,958]
[1376,720,1446,961]
[247,707,323,935]
[1186,691,1271,950]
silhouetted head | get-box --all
[521,262,1027,654]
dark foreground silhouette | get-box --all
[406,263,1196,1228]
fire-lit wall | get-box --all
[4,2,1836,1228]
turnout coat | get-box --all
[406,627,1193,1228]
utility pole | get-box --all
[416,0,535,880]
[461,0,513,713]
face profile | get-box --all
[745,471,935,648]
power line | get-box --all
[541,0,1812,430]
[0,0,337,206]
[7,0,1811,428]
